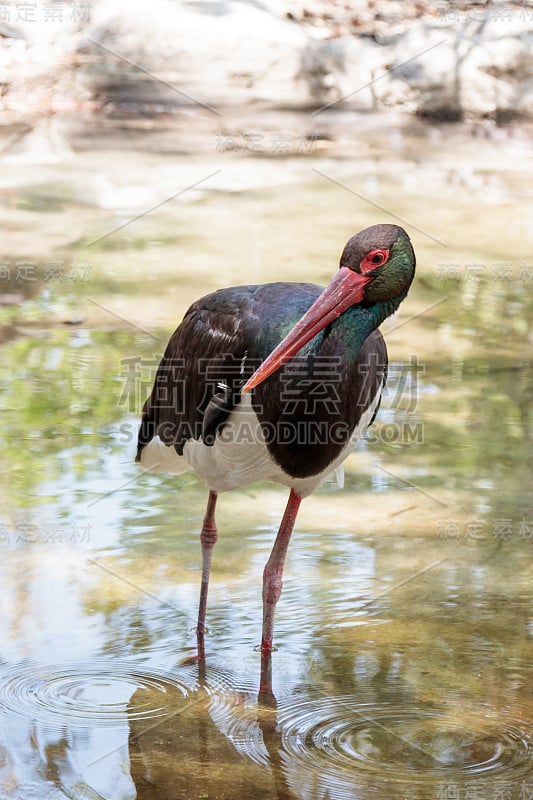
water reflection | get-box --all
[0,321,532,797]
[128,662,294,800]
[0,132,532,797]
[1,646,531,799]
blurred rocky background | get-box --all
[1,0,533,160]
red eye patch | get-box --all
[360,248,389,274]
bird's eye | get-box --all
[360,248,390,274]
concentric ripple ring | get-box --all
[278,697,533,792]
[0,661,193,728]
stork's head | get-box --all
[242,224,416,394]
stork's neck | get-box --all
[318,294,405,360]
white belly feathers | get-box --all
[139,387,382,497]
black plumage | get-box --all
[136,283,387,479]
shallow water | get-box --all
[0,112,532,799]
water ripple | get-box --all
[0,661,194,728]
[210,692,273,767]
[278,697,533,793]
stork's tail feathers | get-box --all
[135,399,156,463]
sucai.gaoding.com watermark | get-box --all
[0,258,91,284]
[116,353,425,448]
[0,521,92,546]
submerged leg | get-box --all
[260,489,302,694]
[197,490,218,647]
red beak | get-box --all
[241,266,372,394]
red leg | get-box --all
[197,490,218,645]
[260,489,302,694]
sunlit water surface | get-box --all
[0,113,532,799]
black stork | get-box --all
[136,223,415,690]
